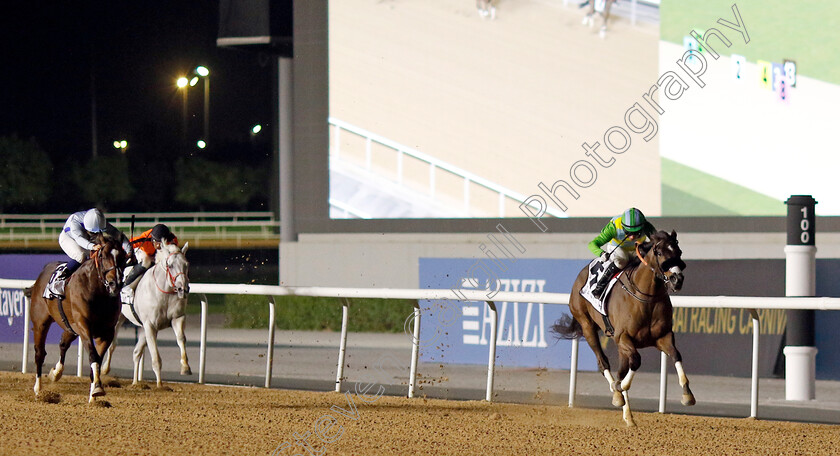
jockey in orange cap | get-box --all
[122,224,179,294]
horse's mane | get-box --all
[76,234,125,283]
[93,232,122,251]
[154,242,180,264]
[628,231,674,269]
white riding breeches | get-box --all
[59,231,89,263]
[605,243,631,269]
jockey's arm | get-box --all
[68,224,96,251]
[588,223,617,256]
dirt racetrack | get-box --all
[0,372,836,455]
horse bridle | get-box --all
[635,242,669,282]
[153,251,187,295]
[619,241,685,303]
[92,245,121,289]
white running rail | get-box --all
[0,212,280,244]
[5,277,839,419]
[329,117,567,219]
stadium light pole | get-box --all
[195,66,210,145]
[177,76,189,143]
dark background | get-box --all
[0,2,274,213]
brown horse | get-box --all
[553,230,695,426]
[27,235,128,403]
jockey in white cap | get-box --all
[50,209,131,296]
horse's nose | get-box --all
[670,273,684,291]
[176,286,188,299]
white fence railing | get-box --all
[0,212,280,243]
[329,117,567,219]
[4,278,839,419]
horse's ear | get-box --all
[181,242,189,255]
[671,229,677,239]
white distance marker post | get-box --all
[783,195,818,401]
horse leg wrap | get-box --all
[620,369,636,391]
[89,362,105,402]
[603,370,625,407]
[48,361,64,382]
[675,361,696,406]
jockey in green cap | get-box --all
[588,208,656,297]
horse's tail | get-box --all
[551,314,583,340]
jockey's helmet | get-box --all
[622,208,646,233]
[151,224,172,242]
[83,209,107,233]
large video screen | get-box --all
[328,0,838,218]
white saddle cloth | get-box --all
[580,258,621,316]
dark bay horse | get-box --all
[27,236,127,403]
[553,230,695,426]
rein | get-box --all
[635,243,668,282]
[619,243,670,303]
[92,247,119,289]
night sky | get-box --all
[1,2,273,164]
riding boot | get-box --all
[592,262,619,298]
[123,265,148,288]
[63,259,81,277]
[46,259,79,299]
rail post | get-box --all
[265,296,276,388]
[77,337,83,377]
[21,295,30,374]
[485,301,498,402]
[335,298,350,392]
[659,351,668,413]
[750,309,760,418]
[408,301,421,398]
[568,337,579,407]
[199,294,208,384]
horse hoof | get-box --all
[48,368,62,382]
[612,392,625,407]
[682,394,696,406]
[599,28,606,39]
[181,367,192,376]
[625,418,637,427]
[91,386,106,397]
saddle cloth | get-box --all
[579,258,621,315]
[43,263,69,300]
